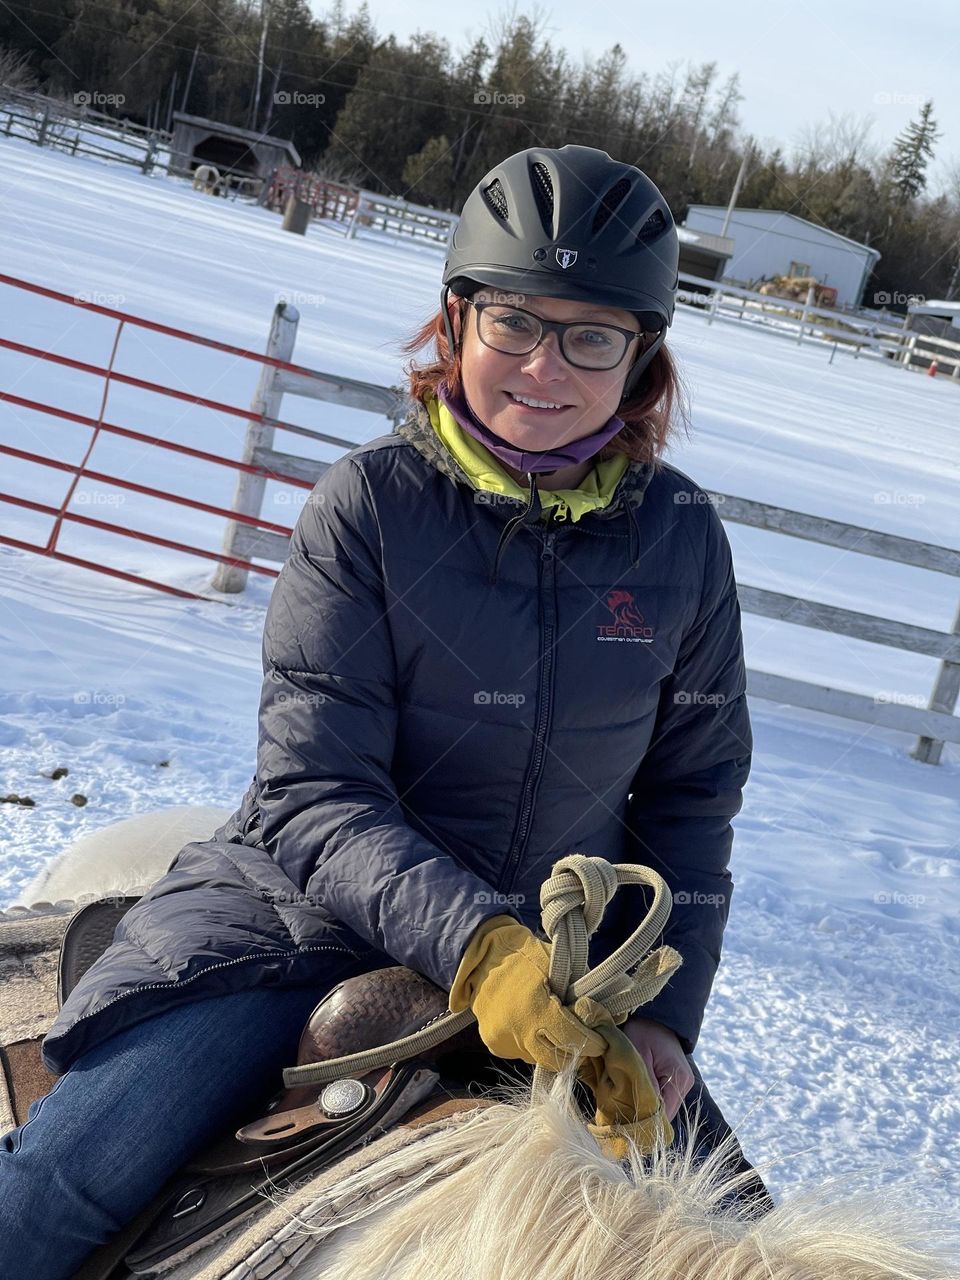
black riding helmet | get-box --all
[441,144,680,402]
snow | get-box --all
[0,136,958,1214]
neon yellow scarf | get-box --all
[424,393,629,524]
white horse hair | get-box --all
[276,1070,958,1280]
[192,164,222,195]
[19,805,232,906]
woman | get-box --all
[0,145,771,1277]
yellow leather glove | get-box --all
[448,915,608,1070]
[450,916,675,1160]
[573,995,674,1160]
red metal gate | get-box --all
[0,273,329,601]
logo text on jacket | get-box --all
[597,589,655,643]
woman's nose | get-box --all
[519,332,568,378]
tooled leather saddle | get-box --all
[10,896,526,1278]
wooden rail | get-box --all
[677,270,960,377]
[213,303,960,763]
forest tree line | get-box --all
[1,0,958,307]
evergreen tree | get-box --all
[888,100,940,203]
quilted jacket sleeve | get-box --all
[256,456,516,991]
[596,502,751,1055]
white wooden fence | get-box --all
[212,303,960,764]
[210,304,408,591]
[678,270,960,378]
[343,189,457,247]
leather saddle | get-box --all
[26,897,519,1278]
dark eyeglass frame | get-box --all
[467,298,659,370]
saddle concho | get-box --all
[121,967,489,1274]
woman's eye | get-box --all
[573,328,613,348]
[494,314,534,333]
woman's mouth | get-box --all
[505,390,572,414]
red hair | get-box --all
[398,294,690,466]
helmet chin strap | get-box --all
[618,325,666,402]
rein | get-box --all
[283,855,680,1098]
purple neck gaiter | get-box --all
[437,379,625,476]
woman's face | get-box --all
[451,288,644,449]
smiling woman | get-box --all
[448,291,655,490]
[0,145,770,1278]
[403,147,688,493]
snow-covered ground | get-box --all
[0,136,958,1212]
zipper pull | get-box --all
[542,531,556,559]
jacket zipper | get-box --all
[59,943,356,1033]
[499,528,558,896]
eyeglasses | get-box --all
[468,299,659,371]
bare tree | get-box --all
[0,44,39,98]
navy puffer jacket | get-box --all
[42,398,751,1074]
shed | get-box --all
[906,298,960,339]
[684,206,880,307]
[169,113,301,185]
[677,225,736,284]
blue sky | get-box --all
[332,0,959,196]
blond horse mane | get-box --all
[246,1068,958,1280]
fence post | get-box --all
[210,302,300,593]
[796,285,815,345]
[37,104,51,148]
[346,193,363,239]
[912,599,960,764]
[281,191,311,234]
[141,138,156,175]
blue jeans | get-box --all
[0,989,773,1279]
[0,984,340,1280]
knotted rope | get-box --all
[283,855,681,1098]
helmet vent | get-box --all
[592,178,632,233]
[484,179,509,221]
[637,209,667,242]
[530,162,555,232]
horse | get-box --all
[3,808,957,1280]
[191,164,223,196]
